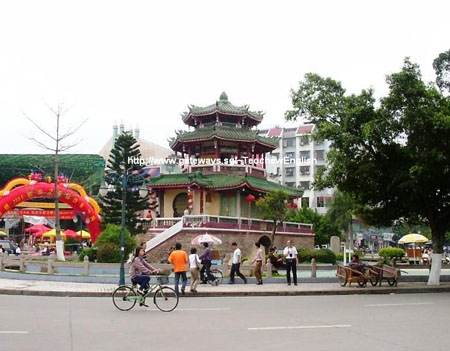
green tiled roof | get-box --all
[0,154,105,195]
[149,172,303,197]
[170,126,279,149]
[182,92,264,122]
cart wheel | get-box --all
[386,277,397,286]
[357,278,367,288]
[369,274,379,286]
[338,270,347,287]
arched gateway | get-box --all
[0,178,101,241]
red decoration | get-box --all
[291,202,298,209]
[187,192,193,199]
[150,193,157,200]
[245,194,256,203]
[0,182,101,242]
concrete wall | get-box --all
[163,189,187,216]
[204,191,220,215]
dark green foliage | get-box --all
[286,56,450,255]
[64,238,80,253]
[297,248,336,264]
[100,133,149,235]
[97,242,121,263]
[335,253,343,262]
[433,49,450,95]
[79,247,97,262]
[94,224,136,263]
[378,247,406,259]
[287,207,341,246]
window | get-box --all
[301,197,309,208]
[300,166,310,175]
[285,167,294,177]
[285,182,296,187]
[300,136,310,146]
[315,139,324,146]
[299,181,310,190]
[315,150,325,161]
[317,196,325,207]
[285,152,295,159]
[300,151,310,160]
[283,138,295,148]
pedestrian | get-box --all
[251,242,263,285]
[199,242,215,284]
[229,242,247,284]
[183,206,190,216]
[168,242,188,296]
[189,247,201,293]
[283,240,298,285]
[173,208,180,217]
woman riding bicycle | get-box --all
[129,247,159,295]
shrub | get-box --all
[378,247,405,259]
[64,238,80,253]
[97,242,121,263]
[312,249,336,264]
[335,253,344,262]
[79,247,97,262]
[297,248,336,264]
[94,224,136,263]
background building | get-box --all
[259,123,334,214]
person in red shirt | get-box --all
[168,242,188,296]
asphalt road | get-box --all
[0,293,449,351]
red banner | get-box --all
[16,209,76,220]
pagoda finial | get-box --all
[219,92,228,101]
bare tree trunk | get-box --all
[54,111,65,261]
[270,220,277,248]
[347,220,354,250]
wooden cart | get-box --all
[336,264,379,287]
[368,264,401,287]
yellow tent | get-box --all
[76,230,91,240]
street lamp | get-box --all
[99,170,148,285]
[73,211,85,253]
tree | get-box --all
[25,103,88,261]
[285,55,450,285]
[433,49,450,95]
[255,190,289,246]
[100,132,149,235]
[287,207,340,246]
[326,191,356,249]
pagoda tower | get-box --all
[149,93,303,218]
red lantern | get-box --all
[150,193,157,200]
[187,191,193,199]
[291,202,298,209]
[245,194,256,203]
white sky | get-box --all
[0,0,449,155]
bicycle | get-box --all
[208,267,223,286]
[112,275,179,312]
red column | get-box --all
[200,189,204,214]
[215,140,220,159]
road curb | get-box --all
[2,285,450,298]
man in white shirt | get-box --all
[283,240,298,285]
[183,207,190,216]
[229,242,247,284]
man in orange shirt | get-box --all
[168,242,188,296]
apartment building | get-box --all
[259,124,334,214]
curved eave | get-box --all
[149,178,302,198]
[183,110,263,125]
[170,135,277,152]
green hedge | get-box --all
[378,247,405,259]
[79,247,97,262]
[297,248,336,264]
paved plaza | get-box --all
[0,293,449,351]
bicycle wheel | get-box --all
[112,286,138,311]
[208,269,223,286]
[153,286,179,312]
[386,277,397,286]
[337,269,347,287]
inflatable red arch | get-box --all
[0,182,101,242]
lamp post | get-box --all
[99,171,148,285]
[73,211,85,253]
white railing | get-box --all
[145,220,183,251]
[155,215,313,233]
[181,163,266,177]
